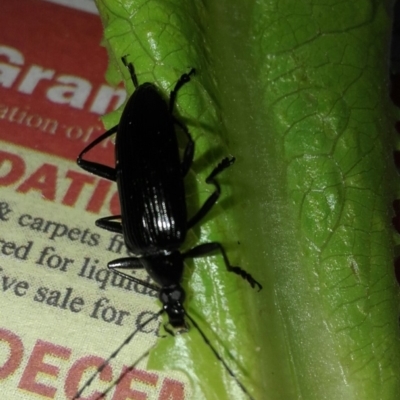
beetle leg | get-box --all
[77,125,118,181]
[121,56,139,88]
[108,259,159,292]
[108,257,144,269]
[183,242,262,291]
[173,117,194,177]
[95,215,123,233]
[187,157,235,229]
[169,68,196,113]
[170,69,196,176]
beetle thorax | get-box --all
[142,250,184,287]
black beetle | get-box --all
[75,57,261,399]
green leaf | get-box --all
[94,0,400,399]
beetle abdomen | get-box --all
[116,84,187,253]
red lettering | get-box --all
[112,368,158,400]
[0,328,24,379]
[0,150,25,186]
[65,356,113,400]
[110,191,120,215]
[63,170,95,206]
[159,378,185,400]
[17,163,57,200]
[18,340,71,398]
[0,325,187,399]
[86,179,112,213]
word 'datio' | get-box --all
[0,327,185,399]
[0,149,118,215]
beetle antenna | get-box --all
[73,310,164,399]
[185,312,255,400]
[91,343,157,400]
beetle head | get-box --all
[159,285,188,333]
